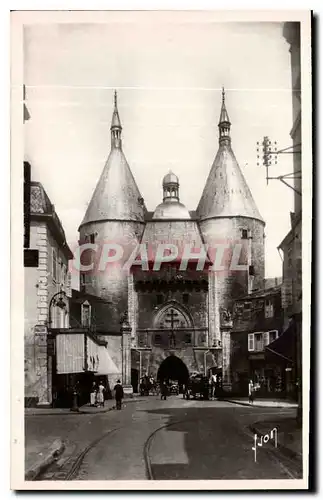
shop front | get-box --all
[51,329,120,407]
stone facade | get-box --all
[78,91,265,393]
[230,286,284,397]
[24,182,72,406]
[281,22,302,416]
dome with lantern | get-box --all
[152,170,191,220]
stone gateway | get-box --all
[78,90,265,394]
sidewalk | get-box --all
[222,397,298,409]
[25,397,143,416]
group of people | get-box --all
[139,375,158,396]
[90,380,106,407]
[90,379,124,410]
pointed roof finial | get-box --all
[219,87,230,126]
[111,90,122,130]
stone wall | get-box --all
[25,222,50,404]
[25,221,71,406]
[135,286,208,332]
[79,220,144,333]
[199,216,265,311]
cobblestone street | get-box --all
[25,396,302,481]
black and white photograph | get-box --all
[11,9,311,490]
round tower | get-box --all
[78,92,146,333]
[197,88,265,313]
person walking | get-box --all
[248,379,255,404]
[114,379,124,410]
[160,381,168,401]
[90,381,97,407]
[210,372,217,400]
[97,380,105,407]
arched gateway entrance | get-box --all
[157,355,189,385]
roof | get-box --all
[111,107,122,129]
[80,148,146,227]
[30,182,73,259]
[163,171,179,185]
[235,285,282,301]
[111,91,122,129]
[140,219,208,263]
[71,289,111,304]
[196,145,264,223]
[152,201,191,220]
[219,100,230,124]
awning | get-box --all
[265,323,296,364]
[95,346,120,376]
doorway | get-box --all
[131,368,139,393]
[157,355,189,385]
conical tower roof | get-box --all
[197,89,264,223]
[80,92,146,227]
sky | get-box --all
[23,13,295,279]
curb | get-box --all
[249,423,302,467]
[25,439,65,481]
[25,399,145,416]
[221,399,297,409]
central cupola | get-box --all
[162,170,180,202]
[152,170,191,220]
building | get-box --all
[78,90,265,394]
[230,285,293,398]
[24,180,73,406]
[278,22,302,416]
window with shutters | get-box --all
[62,263,66,286]
[263,331,269,347]
[254,332,263,351]
[52,248,58,282]
[57,258,63,285]
[269,330,279,343]
[248,333,255,351]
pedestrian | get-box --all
[210,372,217,400]
[114,379,124,410]
[160,381,168,401]
[97,380,105,407]
[90,381,97,407]
[248,379,254,404]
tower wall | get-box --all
[199,216,265,311]
[79,220,145,333]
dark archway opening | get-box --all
[131,368,139,393]
[157,355,189,385]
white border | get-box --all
[9,7,312,492]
